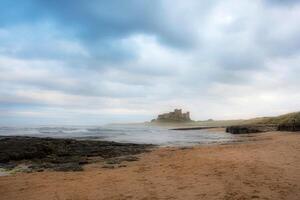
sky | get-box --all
[0,0,300,125]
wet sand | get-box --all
[0,131,299,200]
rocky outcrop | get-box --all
[0,136,153,171]
[153,109,191,122]
[226,123,300,134]
[277,123,300,131]
[226,125,277,134]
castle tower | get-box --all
[174,109,182,114]
[185,112,190,120]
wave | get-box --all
[0,125,236,146]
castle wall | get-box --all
[157,109,191,122]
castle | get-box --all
[153,109,191,122]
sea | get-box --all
[0,124,239,146]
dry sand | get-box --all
[0,131,299,200]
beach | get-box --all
[2,0,300,199]
[0,131,299,200]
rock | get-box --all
[0,136,153,172]
[0,153,9,163]
[226,126,262,134]
[105,159,121,165]
[54,163,83,172]
[277,123,300,131]
[105,155,139,165]
[226,125,277,134]
[226,122,300,134]
[0,162,17,170]
[179,147,193,150]
[122,156,139,162]
[78,160,88,165]
[102,165,115,169]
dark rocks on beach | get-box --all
[226,125,277,134]
[54,163,83,172]
[226,123,300,134]
[105,155,139,165]
[102,158,131,169]
[0,136,153,172]
[0,163,17,170]
[102,165,115,169]
[226,126,261,134]
[277,123,300,132]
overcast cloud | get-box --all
[0,0,300,125]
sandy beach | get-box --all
[2,0,300,199]
[0,131,299,200]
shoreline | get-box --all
[0,129,261,174]
[0,131,299,199]
[0,131,286,174]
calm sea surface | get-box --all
[0,124,238,146]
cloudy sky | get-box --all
[0,0,300,125]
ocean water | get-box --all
[0,124,237,146]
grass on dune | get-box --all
[243,112,300,126]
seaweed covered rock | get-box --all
[0,136,153,171]
[226,126,261,134]
[226,125,277,134]
[277,123,300,131]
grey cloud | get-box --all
[1,0,215,48]
[265,0,300,6]
[1,0,300,124]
